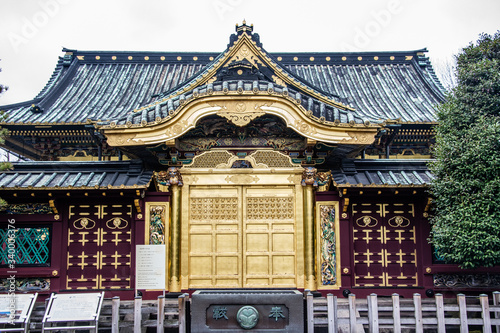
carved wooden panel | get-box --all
[352,202,418,287]
[66,204,132,290]
[316,201,341,289]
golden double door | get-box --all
[186,185,298,289]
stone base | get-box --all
[191,290,304,332]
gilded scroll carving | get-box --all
[212,101,271,127]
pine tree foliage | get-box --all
[429,31,500,269]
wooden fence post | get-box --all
[157,295,165,333]
[457,294,468,333]
[414,293,423,333]
[367,293,379,333]
[134,296,142,333]
[392,293,401,333]
[435,293,446,333]
[178,294,186,333]
[307,292,314,333]
[327,293,338,333]
[494,291,500,333]
[111,296,120,333]
[349,294,357,333]
[480,294,492,333]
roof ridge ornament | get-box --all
[236,20,252,34]
[230,21,261,48]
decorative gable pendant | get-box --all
[212,100,271,126]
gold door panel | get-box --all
[188,187,241,288]
[187,185,296,289]
[244,186,296,288]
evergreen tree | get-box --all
[429,31,500,269]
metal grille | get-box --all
[0,227,50,266]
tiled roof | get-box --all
[102,79,366,127]
[332,159,434,187]
[0,33,445,127]
[0,160,153,190]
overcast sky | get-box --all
[0,0,499,106]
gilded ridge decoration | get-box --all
[225,41,266,68]
[320,205,337,285]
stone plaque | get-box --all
[46,293,102,322]
[191,290,303,332]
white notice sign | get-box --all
[135,245,166,290]
[0,294,35,323]
[46,293,102,322]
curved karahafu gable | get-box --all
[99,24,379,147]
[102,94,378,146]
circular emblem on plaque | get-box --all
[236,306,259,329]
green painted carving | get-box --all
[0,227,50,265]
[237,306,259,329]
[0,203,52,214]
[149,206,165,245]
[320,205,337,285]
[0,278,50,292]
